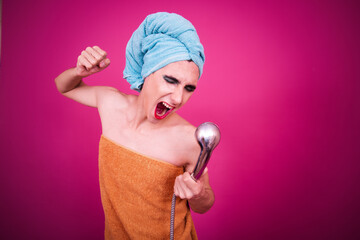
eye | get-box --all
[163,75,177,84]
[185,85,196,92]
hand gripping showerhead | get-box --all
[191,122,221,180]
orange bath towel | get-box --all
[99,135,198,240]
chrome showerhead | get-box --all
[191,122,221,180]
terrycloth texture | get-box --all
[123,12,205,92]
[99,135,198,240]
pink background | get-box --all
[1,0,360,239]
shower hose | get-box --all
[170,193,176,240]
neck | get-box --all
[127,91,176,131]
[125,94,146,129]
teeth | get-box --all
[162,102,172,109]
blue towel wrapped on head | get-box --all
[123,12,205,92]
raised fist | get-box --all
[76,46,110,77]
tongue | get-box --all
[156,102,167,116]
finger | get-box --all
[99,58,111,68]
[198,168,210,184]
[178,178,193,199]
[89,65,101,74]
[78,55,92,70]
[175,176,186,199]
[82,50,97,66]
[86,46,103,62]
[174,182,182,198]
[174,184,178,195]
[77,56,85,69]
[182,172,197,189]
[183,173,203,197]
[174,176,180,195]
[177,173,198,199]
[93,46,107,58]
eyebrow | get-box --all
[164,75,197,90]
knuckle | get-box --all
[86,46,92,51]
[183,176,191,182]
[194,189,200,196]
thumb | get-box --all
[201,167,208,176]
[99,58,110,68]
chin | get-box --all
[150,110,176,123]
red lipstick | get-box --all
[154,101,174,119]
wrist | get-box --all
[72,67,84,79]
[193,185,208,201]
[189,188,214,214]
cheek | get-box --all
[147,81,163,96]
[181,92,194,105]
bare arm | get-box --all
[55,67,83,94]
[173,126,215,213]
[174,168,215,214]
[54,46,112,107]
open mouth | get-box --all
[154,101,174,119]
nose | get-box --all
[170,86,183,106]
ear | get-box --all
[141,75,150,91]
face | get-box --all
[141,60,200,122]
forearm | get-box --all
[55,68,83,93]
[188,186,215,214]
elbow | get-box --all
[54,77,65,94]
[54,77,79,94]
[54,79,61,93]
[190,202,214,214]
[192,207,210,214]
[189,195,215,214]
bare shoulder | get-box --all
[96,87,135,125]
[169,115,201,170]
[96,86,129,109]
